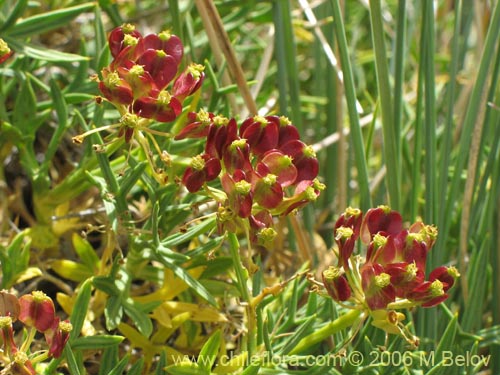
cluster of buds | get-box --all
[0,291,72,374]
[0,38,13,64]
[320,206,459,344]
[175,112,324,248]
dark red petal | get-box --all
[143,33,184,64]
[172,67,205,102]
[182,168,204,192]
[253,177,283,209]
[204,158,222,181]
[258,150,298,187]
[360,206,403,244]
[240,117,279,156]
[137,49,178,90]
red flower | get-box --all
[175,110,215,140]
[406,280,449,307]
[45,318,73,358]
[222,138,252,175]
[18,291,56,333]
[0,316,17,356]
[240,116,279,157]
[361,264,396,310]
[182,154,221,192]
[0,38,13,64]
[279,140,319,183]
[385,262,424,297]
[360,205,403,244]
[334,207,362,268]
[205,117,237,159]
[221,170,253,218]
[136,49,179,90]
[256,150,297,188]
[277,116,300,147]
[143,31,183,65]
[0,291,20,320]
[173,63,205,102]
[98,68,134,105]
[108,23,143,59]
[429,266,460,292]
[322,266,352,302]
[252,172,283,209]
[133,90,182,122]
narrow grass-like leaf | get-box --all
[126,358,144,375]
[71,335,124,350]
[289,309,363,355]
[330,0,371,210]
[5,3,95,38]
[72,234,100,272]
[107,354,130,375]
[369,0,399,209]
[0,0,28,32]
[64,343,82,375]
[162,216,216,247]
[197,330,221,372]
[118,161,147,197]
[461,239,489,331]
[278,314,316,355]
[437,0,500,265]
[123,299,153,337]
[434,314,458,359]
[68,279,92,341]
[41,78,69,174]
[272,0,302,130]
[98,346,119,375]
[422,0,437,225]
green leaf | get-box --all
[40,78,69,173]
[161,260,217,308]
[108,354,130,375]
[92,276,119,296]
[51,260,92,282]
[434,313,458,359]
[126,358,144,375]
[0,0,28,32]
[197,330,221,372]
[5,3,95,38]
[162,216,216,247]
[72,234,100,272]
[5,37,89,62]
[71,335,124,350]
[64,343,82,375]
[123,299,153,337]
[104,295,124,331]
[70,279,93,341]
[278,314,317,355]
[98,346,119,375]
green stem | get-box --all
[228,232,256,358]
[289,309,364,355]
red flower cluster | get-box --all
[322,206,459,339]
[176,112,324,247]
[97,24,204,141]
[0,291,72,374]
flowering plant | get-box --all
[0,291,72,374]
[318,206,459,345]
